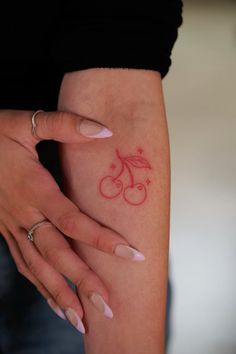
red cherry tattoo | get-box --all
[98,149,152,206]
[123,183,147,206]
[110,163,116,171]
[99,176,123,199]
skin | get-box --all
[58,68,170,353]
[0,109,141,320]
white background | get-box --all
[163,1,236,353]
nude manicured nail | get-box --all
[79,119,113,138]
[89,292,114,319]
[65,308,86,334]
[47,298,66,320]
[114,245,145,261]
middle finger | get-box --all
[32,222,114,319]
[34,223,111,302]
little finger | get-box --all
[16,228,86,334]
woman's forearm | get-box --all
[58,68,170,354]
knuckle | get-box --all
[94,228,118,254]
[17,263,27,276]
[91,232,102,250]
[43,245,56,262]
[47,250,63,269]
[43,112,53,129]
[36,284,43,293]
[53,285,66,305]
[57,212,77,236]
[54,111,67,130]
[27,259,40,277]
[92,229,109,252]
[41,112,59,134]
[38,178,60,203]
[42,240,71,265]
[77,267,91,290]
[36,284,45,296]
[36,284,50,299]
[39,111,51,132]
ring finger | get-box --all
[32,222,113,319]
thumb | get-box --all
[30,110,113,144]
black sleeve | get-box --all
[52,2,183,78]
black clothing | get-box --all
[0,1,183,184]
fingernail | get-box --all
[114,245,145,261]
[89,292,114,319]
[79,119,113,138]
[65,307,86,334]
[47,298,66,320]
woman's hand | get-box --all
[0,109,145,333]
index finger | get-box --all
[29,110,113,144]
[1,109,112,146]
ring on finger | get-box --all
[31,110,44,140]
[27,220,52,242]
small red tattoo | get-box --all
[137,147,144,155]
[110,163,117,171]
[99,149,152,206]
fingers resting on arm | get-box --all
[0,108,144,333]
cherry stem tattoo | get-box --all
[99,148,152,206]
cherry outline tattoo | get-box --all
[99,149,152,206]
